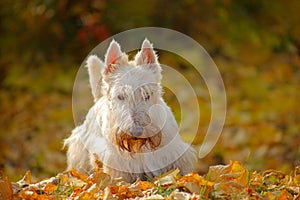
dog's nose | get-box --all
[129,126,144,137]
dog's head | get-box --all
[86,39,165,153]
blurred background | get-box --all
[0,0,299,181]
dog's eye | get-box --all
[117,95,125,100]
[144,94,150,101]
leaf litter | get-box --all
[1,160,300,199]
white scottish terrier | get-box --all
[64,39,197,182]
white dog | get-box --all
[64,39,197,182]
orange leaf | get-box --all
[138,181,153,191]
[278,190,288,200]
[43,183,58,194]
[0,172,13,200]
[23,170,32,184]
[70,188,83,197]
[109,185,119,194]
[130,180,153,191]
[69,168,89,182]
[78,191,95,199]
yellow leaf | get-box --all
[179,173,214,187]
[58,173,69,185]
[78,191,95,199]
[231,161,249,186]
[17,170,32,187]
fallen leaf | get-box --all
[103,187,114,200]
[263,169,286,186]
[108,185,119,194]
[70,188,83,197]
[169,191,194,200]
[278,189,293,200]
[88,167,111,189]
[208,162,232,182]
[177,173,213,195]
[230,160,249,186]
[129,180,153,191]
[155,168,180,186]
[16,170,31,188]
[183,181,201,194]
[214,181,245,194]
[8,163,300,199]
[43,183,58,194]
[69,168,89,182]
[294,166,300,184]
[0,172,13,200]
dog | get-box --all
[64,39,197,182]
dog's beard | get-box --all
[114,130,162,153]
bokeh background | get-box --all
[1,0,299,181]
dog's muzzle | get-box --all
[115,128,162,153]
[128,126,144,137]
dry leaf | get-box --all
[16,170,31,188]
[208,162,232,182]
[9,163,300,199]
[103,187,114,200]
[69,168,89,182]
[230,161,249,186]
[43,183,58,194]
[155,168,180,186]
[129,180,153,191]
[294,166,300,184]
[70,188,83,198]
[214,181,245,194]
[88,167,111,189]
[169,191,193,200]
[0,172,13,200]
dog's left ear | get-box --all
[86,55,105,101]
[135,39,161,75]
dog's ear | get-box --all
[86,55,105,101]
[135,39,161,76]
[104,40,124,74]
[135,39,158,65]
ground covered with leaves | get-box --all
[1,161,300,199]
[1,0,300,180]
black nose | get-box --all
[130,126,144,137]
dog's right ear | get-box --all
[86,55,105,101]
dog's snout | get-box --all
[129,126,144,137]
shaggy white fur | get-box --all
[64,39,198,182]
